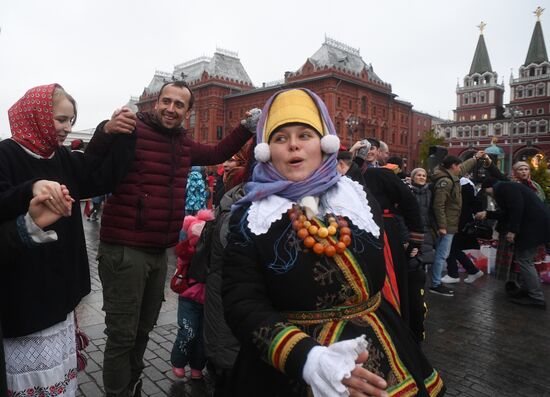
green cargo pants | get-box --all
[97,242,167,396]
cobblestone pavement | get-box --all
[76,210,550,396]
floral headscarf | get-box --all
[8,84,61,158]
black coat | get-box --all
[363,168,423,235]
[410,183,435,264]
[223,192,443,396]
[488,181,550,250]
[203,185,243,370]
[0,218,23,397]
[0,133,134,337]
[452,181,482,251]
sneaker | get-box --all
[190,368,203,380]
[172,367,186,378]
[464,270,484,284]
[441,275,460,284]
[429,285,454,296]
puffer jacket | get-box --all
[431,157,476,234]
[94,112,251,249]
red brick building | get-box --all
[438,11,550,174]
[134,38,436,168]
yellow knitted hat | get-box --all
[263,89,324,143]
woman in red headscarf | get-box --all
[0,84,135,396]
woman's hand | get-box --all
[32,180,74,217]
[342,351,388,396]
[28,193,67,228]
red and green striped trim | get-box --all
[363,313,409,382]
[425,370,445,396]
[268,326,308,373]
[382,231,401,314]
[387,375,419,396]
[317,321,347,346]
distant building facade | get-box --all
[437,10,550,173]
[134,37,438,169]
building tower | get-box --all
[454,22,505,126]
[508,6,550,164]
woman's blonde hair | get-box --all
[53,86,77,126]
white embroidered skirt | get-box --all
[3,312,78,397]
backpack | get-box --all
[187,219,216,283]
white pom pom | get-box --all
[254,142,271,162]
[321,135,340,154]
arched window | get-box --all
[518,122,526,134]
[361,96,367,113]
[516,86,524,98]
[457,127,464,138]
[539,120,548,133]
[479,92,486,103]
[481,125,487,136]
[464,94,469,105]
[473,126,480,137]
[494,123,502,136]
[464,128,471,137]
[529,121,538,134]
[537,83,545,96]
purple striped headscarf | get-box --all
[233,88,340,209]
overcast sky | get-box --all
[0,0,547,138]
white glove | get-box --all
[303,336,368,397]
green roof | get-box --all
[469,34,493,75]
[524,21,548,66]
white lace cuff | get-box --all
[302,336,368,397]
[24,212,58,243]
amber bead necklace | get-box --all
[288,205,352,257]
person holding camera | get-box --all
[351,138,381,171]
[429,152,485,296]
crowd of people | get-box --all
[1,82,549,397]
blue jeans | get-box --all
[431,233,455,287]
[171,297,206,370]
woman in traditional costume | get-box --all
[222,88,445,397]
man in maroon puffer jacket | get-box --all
[87,81,256,397]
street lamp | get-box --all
[503,106,523,174]
[346,115,360,148]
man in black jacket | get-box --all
[476,178,549,309]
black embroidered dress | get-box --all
[222,189,445,397]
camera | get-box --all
[356,139,372,160]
